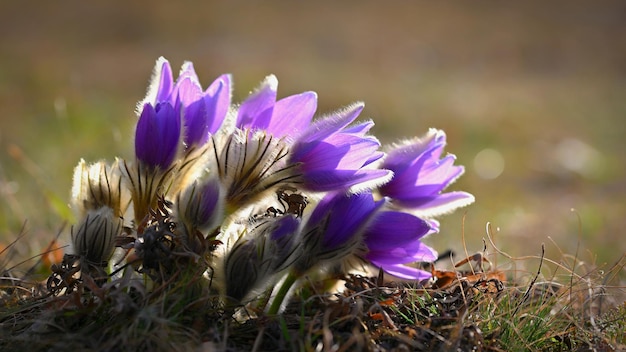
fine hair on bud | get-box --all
[223,215,301,303]
[71,159,129,218]
[175,174,225,235]
[71,206,122,266]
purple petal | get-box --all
[394,191,476,216]
[205,74,231,134]
[135,102,180,169]
[367,240,438,265]
[155,58,174,102]
[342,120,375,136]
[418,155,464,187]
[174,73,208,146]
[330,135,382,169]
[182,99,208,147]
[174,63,203,107]
[265,91,317,137]
[296,135,381,173]
[364,211,432,251]
[270,215,301,242]
[195,178,222,224]
[296,103,364,144]
[236,75,277,130]
[307,192,384,250]
[177,62,199,82]
[370,263,433,280]
[302,169,392,192]
[383,141,442,175]
[363,151,385,167]
[383,181,443,201]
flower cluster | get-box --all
[66,57,474,313]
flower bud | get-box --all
[210,129,296,211]
[135,102,181,170]
[71,207,122,265]
[71,159,128,218]
[223,215,301,302]
[176,175,225,233]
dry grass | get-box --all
[1,221,623,352]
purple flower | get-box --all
[174,63,230,147]
[143,57,231,148]
[363,211,437,280]
[211,76,392,208]
[295,190,439,280]
[236,75,317,138]
[135,102,181,170]
[289,103,392,192]
[295,191,385,273]
[204,75,317,209]
[379,129,474,217]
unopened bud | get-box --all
[224,215,300,302]
[176,175,224,233]
[71,159,128,218]
[72,207,122,265]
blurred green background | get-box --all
[1,2,625,277]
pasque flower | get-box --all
[63,55,476,314]
[129,58,232,223]
[289,103,392,193]
[236,75,316,138]
[134,57,232,175]
[294,191,436,279]
[363,211,437,280]
[135,101,181,170]
[141,57,231,149]
[378,128,475,217]
[126,100,182,223]
[210,76,390,211]
[268,191,434,313]
[295,191,385,274]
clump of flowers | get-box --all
[57,57,474,314]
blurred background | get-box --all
[1,1,625,280]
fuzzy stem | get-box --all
[267,271,298,315]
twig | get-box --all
[513,244,544,316]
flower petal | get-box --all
[295,102,364,145]
[302,169,391,192]
[397,191,476,217]
[379,129,474,215]
[205,74,231,134]
[266,91,317,137]
[367,240,438,265]
[154,57,174,103]
[236,75,278,130]
[370,263,433,280]
[135,102,180,169]
[301,192,384,266]
[364,211,432,251]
